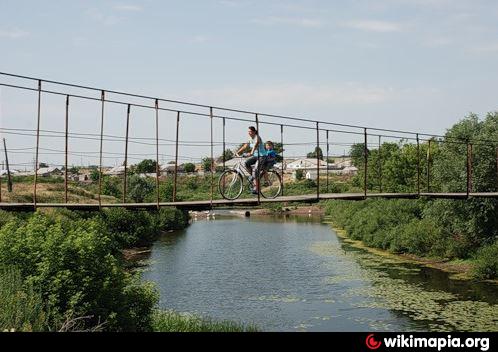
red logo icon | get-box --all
[366,334,382,350]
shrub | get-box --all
[102,176,122,199]
[0,266,48,332]
[0,213,158,331]
[128,175,155,203]
[100,208,157,248]
[473,241,498,280]
[183,163,196,173]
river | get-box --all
[141,213,498,332]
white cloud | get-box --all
[86,9,121,26]
[187,83,394,109]
[114,4,143,12]
[251,16,323,28]
[0,28,29,39]
[470,43,498,53]
[341,20,402,33]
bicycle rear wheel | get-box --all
[218,170,244,200]
[259,170,282,199]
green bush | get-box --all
[102,176,122,199]
[0,213,158,331]
[473,242,498,280]
[0,266,48,332]
[128,175,155,203]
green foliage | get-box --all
[202,157,214,172]
[307,147,324,160]
[128,175,155,203]
[0,212,158,331]
[295,169,304,181]
[0,266,48,332]
[135,159,157,174]
[183,163,196,173]
[473,241,498,280]
[90,168,100,182]
[152,310,258,332]
[102,176,122,199]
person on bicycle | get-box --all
[235,126,265,176]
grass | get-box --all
[152,310,259,332]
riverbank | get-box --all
[323,199,498,282]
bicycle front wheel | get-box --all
[218,170,244,200]
[259,170,282,199]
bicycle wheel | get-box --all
[218,170,244,200]
[259,170,282,199]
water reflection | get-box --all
[141,214,498,331]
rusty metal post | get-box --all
[364,128,368,198]
[316,122,320,200]
[98,90,105,209]
[33,80,42,208]
[280,124,284,196]
[255,113,260,205]
[378,135,382,193]
[416,134,420,196]
[427,139,432,193]
[3,138,12,193]
[123,104,130,203]
[326,130,329,193]
[173,111,180,202]
[466,142,473,197]
[155,99,160,209]
[64,95,69,203]
[209,107,214,209]
[222,117,226,171]
[0,174,2,202]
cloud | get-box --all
[0,28,29,39]
[86,8,121,26]
[470,43,498,53]
[251,16,323,28]
[114,4,143,12]
[341,20,402,33]
[187,83,394,109]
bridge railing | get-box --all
[0,71,497,209]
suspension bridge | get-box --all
[0,72,497,211]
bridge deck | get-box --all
[0,192,497,211]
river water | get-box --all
[141,213,498,332]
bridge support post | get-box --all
[364,128,368,199]
[416,133,420,197]
[427,139,432,193]
[173,111,180,202]
[98,90,105,209]
[316,122,320,201]
[378,135,382,193]
[3,138,12,193]
[209,107,214,210]
[255,113,260,205]
[467,142,473,197]
[280,124,284,196]
[222,117,226,171]
[326,130,329,193]
[123,104,130,203]
[64,95,69,203]
[34,80,42,209]
[155,99,160,209]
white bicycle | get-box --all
[218,156,282,200]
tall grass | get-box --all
[152,310,258,332]
[0,266,48,332]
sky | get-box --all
[1,0,498,168]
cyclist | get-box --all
[235,126,265,176]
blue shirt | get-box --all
[265,149,277,158]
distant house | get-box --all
[340,166,358,175]
[37,167,61,177]
[0,169,18,176]
[160,163,185,175]
[286,158,328,171]
[105,165,126,176]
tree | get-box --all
[183,163,196,173]
[307,147,324,160]
[202,157,214,172]
[135,159,157,174]
[39,162,49,168]
[128,175,155,203]
[90,168,100,182]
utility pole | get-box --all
[3,139,12,192]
